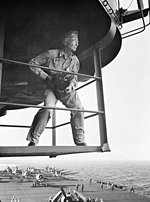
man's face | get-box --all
[67,37,79,52]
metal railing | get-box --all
[0,48,110,157]
[0,57,104,145]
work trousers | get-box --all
[26,88,85,145]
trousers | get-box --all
[26,88,85,145]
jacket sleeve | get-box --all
[29,51,50,80]
[70,56,80,88]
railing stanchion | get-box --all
[93,48,110,152]
[0,13,5,94]
[52,109,56,146]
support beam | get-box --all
[93,48,110,152]
[0,146,103,158]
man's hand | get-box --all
[65,83,75,93]
[45,75,52,87]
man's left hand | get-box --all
[65,83,75,93]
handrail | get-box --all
[0,101,104,114]
[0,57,101,81]
[121,1,149,39]
[52,113,99,129]
[0,113,98,129]
[76,79,96,91]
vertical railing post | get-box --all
[93,48,110,152]
[137,0,144,9]
[0,11,5,94]
[52,110,56,146]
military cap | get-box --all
[63,31,78,44]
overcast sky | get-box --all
[0,1,150,165]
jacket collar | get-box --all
[59,50,74,59]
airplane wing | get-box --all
[73,190,87,202]
[52,191,62,202]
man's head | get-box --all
[63,31,79,52]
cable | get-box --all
[125,0,134,11]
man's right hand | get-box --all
[45,75,52,87]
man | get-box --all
[26,31,86,146]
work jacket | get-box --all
[29,49,80,91]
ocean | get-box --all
[1,159,150,198]
[33,159,150,198]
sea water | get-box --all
[35,159,150,198]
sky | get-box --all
[0,0,150,165]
